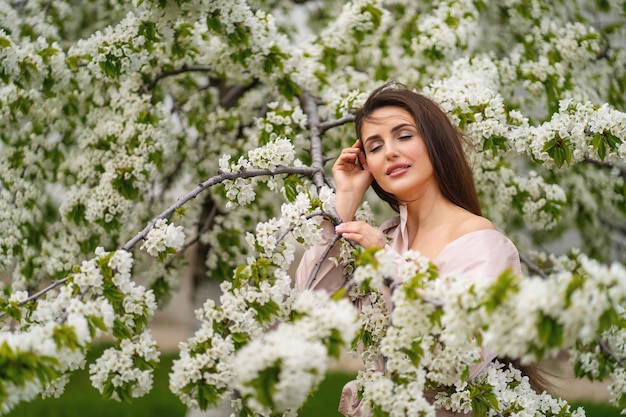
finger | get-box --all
[337,231,365,248]
[338,148,361,166]
[335,221,364,234]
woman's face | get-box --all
[361,106,437,203]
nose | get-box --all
[385,141,398,160]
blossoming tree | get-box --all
[1,0,625,416]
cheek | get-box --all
[365,154,385,176]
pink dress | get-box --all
[295,205,522,417]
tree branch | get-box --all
[275,210,324,245]
[0,279,68,320]
[301,91,327,190]
[143,65,213,93]
[598,338,625,367]
[123,165,319,251]
[306,233,342,290]
[584,157,626,178]
[0,165,320,317]
[519,252,549,279]
[319,114,356,135]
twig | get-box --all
[598,338,625,367]
[0,279,68,320]
[519,252,549,279]
[584,157,626,178]
[275,210,324,245]
[1,165,320,315]
[306,233,342,290]
[301,91,327,190]
[122,165,318,251]
[319,114,356,135]
[144,65,213,92]
[300,90,345,222]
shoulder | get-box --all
[453,213,495,239]
[437,228,522,280]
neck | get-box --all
[402,191,458,244]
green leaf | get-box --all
[112,175,139,200]
[231,332,249,349]
[250,299,280,324]
[470,384,499,417]
[598,307,618,332]
[399,339,424,367]
[4,303,22,322]
[542,136,572,168]
[113,319,133,339]
[197,382,220,410]
[331,287,347,301]
[428,307,444,327]
[0,36,11,48]
[116,384,133,402]
[86,314,108,338]
[53,325,80,350]
[277,76,301,101]
[37,46,60,64]
[132,355,155,371]
[484,269,519,313]
[99,54,122,79]
[482,135,508,156]
[591,132,622,160]
[150,277,171,306]
[322,328,346,359]
[247,363,280,409]
[103,281,125,305]
[537,313,563,348]
[207,13,223,32]
[564,273,585,307]
[138,21,158,42]
[282,174,302,202]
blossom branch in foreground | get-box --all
[1,166,319,314]
[122,166,318,251]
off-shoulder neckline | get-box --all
[433,228,507,262]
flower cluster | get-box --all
[0,245,162,413]
[341,245,626,416]
[232,291,358,415]
[435,361,585,417]
[409,0,479,63]
[244,192,321,268]
[219,137,298,208]
[169,260,295,411]
[89,331,160,401]
[141,219,185,258]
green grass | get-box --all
[4,345,623,417]
[5,344,186,417]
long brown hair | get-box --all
[354,82,482,216]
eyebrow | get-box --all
[364,123,416,145]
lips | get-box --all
[386,163,411,176]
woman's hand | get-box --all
[332,140,372,195]
[332,140,373,221]
[335,221,386,249]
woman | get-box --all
[296,82,535,416]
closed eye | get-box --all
[367,141,383,153]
